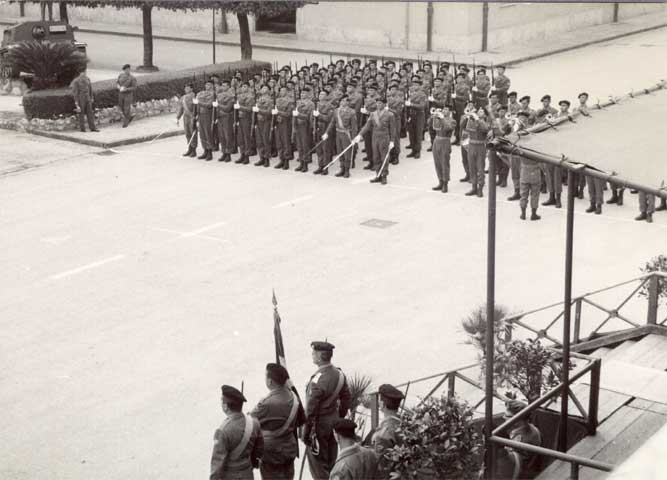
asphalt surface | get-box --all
[1,28,667,480]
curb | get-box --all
[21,126,183,149]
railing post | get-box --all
[481,2,489,52]
[570,462,580,480]
[612,3,620,23]
[19,1,25,17]
[647,274,659,325]
[426,1,434,52]
[447,372,456,399]
[574,298,582,344]
[587,359,600,435]
[370,393,380,430]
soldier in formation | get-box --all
[116,64,137,128]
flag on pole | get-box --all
[273,289,287,368]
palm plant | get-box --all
[5,41,88,90]
[346,372,373,422]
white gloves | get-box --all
[292,110,299,117]
[322,133,328,140]
[451,93,457,98]
[360,107,368,114]
[119,86,126,92]
[212,101,219,108]
[313,110,320,117]
[234,102,240,110]
[352,135,362,144]
[472,86,478,92]
[428,96,434,102]
[271,108,278,115]
[405,100,412,107]
[252,105,259,112]
[193,98,199,105]
[389,141,395,149]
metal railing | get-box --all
[503,272,666,347]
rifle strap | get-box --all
[229,415,253,460]
[261,391,299,440]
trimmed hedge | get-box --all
[23,60,270,119]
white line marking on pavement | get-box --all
[50,254,125,280]
[272,195,314,209]
[181,221,228,237]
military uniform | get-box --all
[536,103,562,206]
[210,386,263,480]
[255,93,274,166]
[313,99,335,174]
[329,444,379,480]
[463,116,490,196]
[235,89,255,164]
[196,88,215,160]
[216,88,236,161]
[494,71,511,106]
[369,384,404,480]
[304,343,351,480]
[326,104,358,177]
[427,84,448,147]
[70,72,97,132]
[294,97,315,171]
[361,93,378,165]
[176,91,197,156]
[407,85,427,156]
[432,115,456,192]
[116,70,137,127]
[520,156,542,219]
[386,91,404,163]
[359,108,397,183]
[274,93,295,169]
[250,384,304,480]
[452,82,471,144]
[473,73,491,108]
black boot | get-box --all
[302,162,308,173]
[585,202,596,213]
[197,150,208,160]
[413,152,421,159]
[313,167,323,175]
[380,176,387,185]
[531,208,541,221]
[465,187,478,196]
[607,190,619,204]
[204,150,213,161]
[234,155,246,164]
[647,213,654,223]
[595,203,602,215]
[442,182,448,193]
[369,176,381,184]
[274,160,285,169]
[459,175,470,183]
[656,198,667,211]
[295,161,303,172]
[508,189,521,201]
[218,153,226,162]
[343,167,350,178]
[182,149,192,157]
[282,160,290,170]
[542,193,556,206]
[477,187,483,198]
[555,194,562,209]
[617,189,624,206]
[321,168,328,176]
[635,212,647,221]
[363,163,374,170]
[264,158,270,167]
[520,207,527,220]
[254,158,264,166]
[188,149,198,158]
[335,169,345,177]
[432,182,444,191]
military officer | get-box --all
[324,95,357,178]
[234,82,255,165]
[427,76,448,151]
[116,64,137,128]
[360,84,379,168]
[507,91,521,116]
[557,99,571,118]
[303,341,351,480]
[472,67,491,108]
[517,112,542,221]
[210,385,263,480]
[585,172,605,215]
[250,364,305,480]
[406,77,427,159]
[493,65,511,106]
[491,103,512,188]
[215,80,236,162]
[195,78,215,161]
[636,191,656,223]
[293,87,315,172]
[422,61,435,87]
[210,75,222,151]
[329,419,379,480]
[176,83,197,157]
[313,90,335,175]
[462,107,490,198]
[386,83,404,164]
[371,384,404,479]
[507,109,529,201]
[452,72,472,146]
[431,106,456,193]
[254,85,274,167]
[355,97,397,185]
[536,95,562,207]
[70,66,99,133]
[273,85,295,170]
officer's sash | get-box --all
[261,391,299,440]
[229,415,253,460]
[321,369,345,411]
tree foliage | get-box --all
[6,41,87,89]
[639,254,667,304]
[384,395,482,480]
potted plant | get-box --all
[384,395,482,479]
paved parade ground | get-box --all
[1,27,666,480]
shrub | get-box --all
[22,59,270,119]
[384,395,482,479]
[5,41,88,90]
